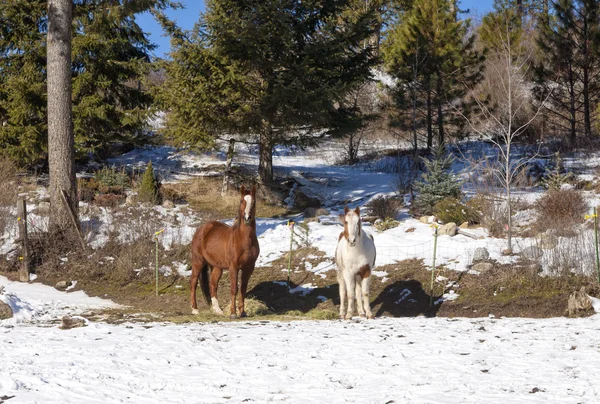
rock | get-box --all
[419,216,436,224]
[125,194,136,205]
[521,246,543,260]
[55,280,72,291]
[36,201,51,215]
[472,247,490,262]
[502,248,513,256]
[405,227,416,233]
[471,262,494,273]
[162,199,175,209]
[60,316,87,330]
[0,300,12,320]
[303,217,320,224]
[459,222,469,229]
[568,287,592,316]
[294,191,320,210]
[537,232,558,250]
[438,222,457,237]
[304,207,330,218]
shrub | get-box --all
[535,189,588,236]
[541,152,574,190]
[374,217,400,232]
[468,194,507,237]
[414,146,462,215]
[433,197,481,225]
[137,160,160,204]
[94,166,130,192]
[367,196,400,220]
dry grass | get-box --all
[535,189,588,236]
[162,177,287,218]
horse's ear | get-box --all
[344,206,349,215]
[251,184,256,196]
[240,185,246,195]
[355,206,360,216]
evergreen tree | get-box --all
[138,160,160,204]
[159,0,377,183]
[414,146,462,215]
[382,0,484,150]
[0,0,177,167]
[535,0,600,143]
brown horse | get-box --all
[190,185,260,319]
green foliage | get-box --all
[0,0,178,167]
[414,146,462,215]
[479,0,525,55]
[138,161,160,204]
[158,0,377,181]
[382,0,484,147]
[433,197,481,225]
[94,167,131,191]
[541,153,575,190]
[374,217,400,232]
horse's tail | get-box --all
[199,263,211,305]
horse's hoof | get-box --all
[344,314,353,320]
[359,313,366,318]
[191,308,199,315]
[366,313,374,319]
[240,311,248,318]
[229,314,238,320]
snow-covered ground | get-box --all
[2,314,600,403]
[3,141,600,402]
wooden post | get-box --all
[17,198,29,282]
[60,189,86,251]
[221,138,236,196]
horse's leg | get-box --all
[228,266,239,319]
[337,270,346,319]
[344,271,356,320]
[355,274,365,318]
[190,257,204,315]
[239,266,254,318]
[209,267,224,315]
[361,276,373,319]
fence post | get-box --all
[429,224,439,307]
[595,207,600,283]
[154,229,165,296]
[17,198,29,282]
[287,220,295,289]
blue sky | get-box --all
[138,0,495,59]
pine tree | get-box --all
[0,0,177,167]
[535,0,600,144]
[138,160,160,204]
[159,0,377,183]
[382,0,484,150]
[414,146,462,215]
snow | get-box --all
[2,316,600,403]
[0,276,118,327]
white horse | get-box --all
[335,206,376,320]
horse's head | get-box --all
[239,185,257,225]
[339,206,361,247]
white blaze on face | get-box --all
[244,195,253,221]
[346,211,360,246]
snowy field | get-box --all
[3,141,600,403]
[2,313,600,403]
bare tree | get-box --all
[456,25,550,252]
[47,0,78,233]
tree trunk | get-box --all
[426,81,433,153]
[47,0,78,233]
[569,67,577,147]
[436,75,445,147]
[221,138,235,196]
[582,15,592,138]
[258,125,274,183]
